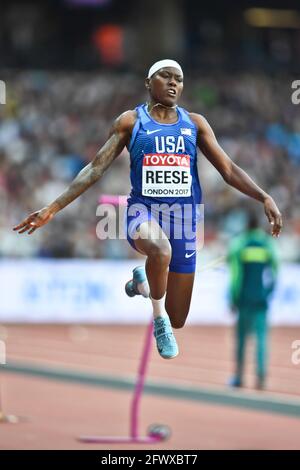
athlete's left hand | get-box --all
[264,196,282,237]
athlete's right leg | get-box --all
[134,221,171,300]
[134,221,178,359]
[126,216,178,359]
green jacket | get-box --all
[227,229,279,309]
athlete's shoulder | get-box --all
[114,110,137,133]
[188,112,210,130]
[108,110,137,142]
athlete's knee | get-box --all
[169,314,187,329]
[148,241,171,266]
[166,305,188,330]
[166,300,190,328]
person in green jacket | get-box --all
[227,212,279,389]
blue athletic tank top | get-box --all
[127,104,202,207]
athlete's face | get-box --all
[146,67,183,107]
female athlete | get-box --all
[14,60,282,359]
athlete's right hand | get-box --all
[13,206,56,235]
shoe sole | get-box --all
[160,351,179,360]
[159,353,179,360]
[125,266,145,297]
[125,280,136,297]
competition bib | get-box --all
[142,154,191,197]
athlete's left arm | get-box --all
[190,113,282,237]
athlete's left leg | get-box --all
[165,272,195,329]
[164,209,197,328]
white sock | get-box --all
[136,280,150,298]
[150,294,168,319]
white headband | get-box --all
[147,59,183,79]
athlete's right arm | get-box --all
[13,110,136,234]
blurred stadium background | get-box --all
[0,0,300,450]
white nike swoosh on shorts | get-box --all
[185,251,196,259]
[146,129,162,135]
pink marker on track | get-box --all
[78,320,170,444]
[98,195,127,206]
[79,195,170,444]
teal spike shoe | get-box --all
[125,266,149,298]
[154,316,179,359]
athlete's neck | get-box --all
[147,101,178,123]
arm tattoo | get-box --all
[50,130,125,212]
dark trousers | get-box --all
[235,307,268,382]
